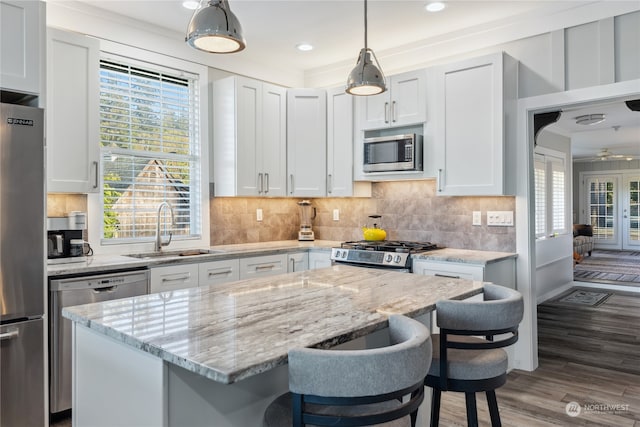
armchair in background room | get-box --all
[573,224,594,258]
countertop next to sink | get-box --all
[63,265,483,384]
[46,240,341,277]
[414,248,517,265]
[47,241,517,277]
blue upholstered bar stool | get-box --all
[425,284,524,427]
[263,314,432,427]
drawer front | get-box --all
[199,259,240,287]
[239,254,287,279]
[150,264,199,293]
[412,260,485,281]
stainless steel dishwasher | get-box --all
[49,269,149,415]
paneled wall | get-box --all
[210,180,516,253]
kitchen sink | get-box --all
[126,249,225,259]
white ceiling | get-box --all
[53,0,639,160]
[58,0,594,72]
[544,99,640,160]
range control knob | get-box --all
[394,255,402,264]
[385,254,393,262]
[341,251,347,258]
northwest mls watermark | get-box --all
[565,401,631,417]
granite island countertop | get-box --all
[63,265,483,384]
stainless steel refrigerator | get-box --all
[0,103,45,427]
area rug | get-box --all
[557,290,612,306]
[573,249,640,285]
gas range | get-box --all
[330,240,440,271]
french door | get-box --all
[585,176,617,246]
[583,173,640,250]
[624,175,640,249]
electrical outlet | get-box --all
[333,209,340,221]
[256,208,263,222]
[472,211,482,226]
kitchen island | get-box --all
[63,265,483,427]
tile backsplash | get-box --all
[210,180,516,252]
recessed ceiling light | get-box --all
[296,43,314,52]
[426,2,446,12]
[182,1,199,10]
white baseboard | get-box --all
[537,281,574,304]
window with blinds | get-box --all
[534,156,546,237]
[534,149,567,238]
[99,58,201,242]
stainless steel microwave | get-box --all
[363,134,423,173]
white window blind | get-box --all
[534,149,567,238]
[99,58,201,242]
[551,159,566,234]
[534,155,546,237]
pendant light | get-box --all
[185,0,246,54]
[346,0,386,96]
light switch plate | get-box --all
[256,209,263,222]
[487,211,514,226]
[333,209,340,221]
[472,211,482,226]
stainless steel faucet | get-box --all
[155,202,175,252]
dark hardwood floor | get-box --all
[436,288,640,426]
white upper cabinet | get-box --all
[433,52,518,196]
[0,0,43,95]
[356,69,427,130]
[213,76,287,197]
[287,88,327,197]
[46,28,100,193]
[326,87,354,197]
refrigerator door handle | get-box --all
[0,329,19,341]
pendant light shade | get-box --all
[186,0,246,54]
[346,0,386,95]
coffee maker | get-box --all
[297,200,316,241]
[47,212,87,264]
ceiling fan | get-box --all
[575,148,635,162]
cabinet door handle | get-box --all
[161,274,190,282]
[265,173,270,194]
[327,174,333,194]
[437,168,443,192]
[384,102,389,123]
[0,329,19,341]
[208,269,232,277]
[256,264,275,271]
[434,273,461,279]
[258,173,263,194]
[391,101,397,122]
[93,161,99,189]
[290,258,295,272]
[290,174,294,194]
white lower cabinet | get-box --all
[287,252,309,273]
[309,251,332,270]
[239,254,288,279]
[150,264,199,293]
[412,257,516,335]
[199,259,240,287]
[412,258,515,289]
